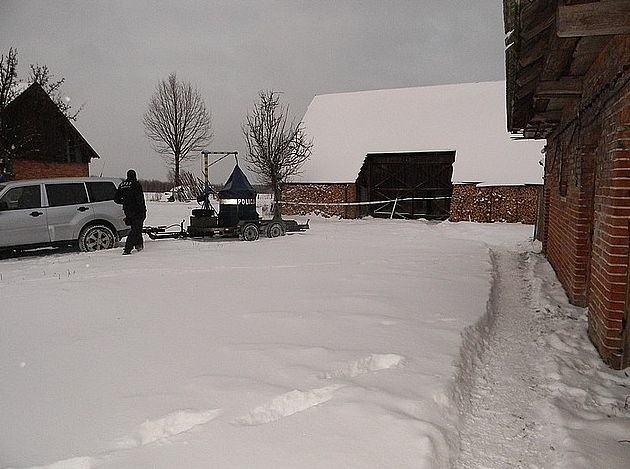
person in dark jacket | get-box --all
[114,169,147,255]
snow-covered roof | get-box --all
[298,81,544,185]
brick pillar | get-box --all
[588,82,630,368]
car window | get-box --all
[0,185,42,210]
[46,183,88,207]
[86,181,117,202]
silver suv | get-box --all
[0,177,130,253]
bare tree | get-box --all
[242,90,312,219]
[0,48,21,176]
[0,47,18,111]
[30,64,83,120]
[143,73,212,186]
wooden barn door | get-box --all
[358,151,454,220]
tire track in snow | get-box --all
[233,385,344,425]
[320,353,406,379]
[8,409,222,469]
[233,353,405,426]
[115,408,221,448]
[455,250,555,468]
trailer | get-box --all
[143,215,310,241]
[143,152,310,242]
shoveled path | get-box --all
[455,250,556,468]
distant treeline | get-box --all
[139,179,172,192]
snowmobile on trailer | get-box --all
[143,151,309,242]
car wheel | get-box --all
[79,224,117,252]
[266,222,284,238]
[240,223,260,241]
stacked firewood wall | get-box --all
[449,184,541,224]
[281,183,358,218]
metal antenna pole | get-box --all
[200,151,238,211]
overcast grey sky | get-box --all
[1,0,507,183]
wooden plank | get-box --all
[516,60,544,87]
[541,35,579,81]
[519,35,551,67]
[521,0,550,30]
[521,13,555,42]
[557,0,630,37]
[535,77,583,96]
[516,77,539,100]
[569,36,612,75]
[530,110,563,123]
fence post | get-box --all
[390,198,398,219]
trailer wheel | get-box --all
[266,222,285,238]
[240,223,260,241]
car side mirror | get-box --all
[0,201,8,211]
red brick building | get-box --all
[0,82,98,180]
[504,0,630,368]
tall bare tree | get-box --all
[143,73,212,186]
[0,48,19,174]
[243,90,312,219]
[0,47,18,112]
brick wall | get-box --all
[449,184,541,224]
[543,35,629,368]
[586,36,630,369]
[543,132,596,308]
[11,159,89,180]
[281,183,358,218]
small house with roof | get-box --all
[0,82,98,180]
[282,81,544,223]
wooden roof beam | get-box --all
[557,0,630,37]
[516,60,544,87]
[540,34,579,81]
[521,13,555,42]
[530,110,563,124]
[535,77,583,97]
[519,35,550,67]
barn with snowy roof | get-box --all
[282,81,544,223]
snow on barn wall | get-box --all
[282,81,544,221]
[503,0,630,369]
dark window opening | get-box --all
[87,181,116,202]
[0,185,41,210]
[46,183,88,207]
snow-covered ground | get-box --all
[1,202,629,468]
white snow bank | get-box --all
[1,203,626,468]
[531,259,630,468]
